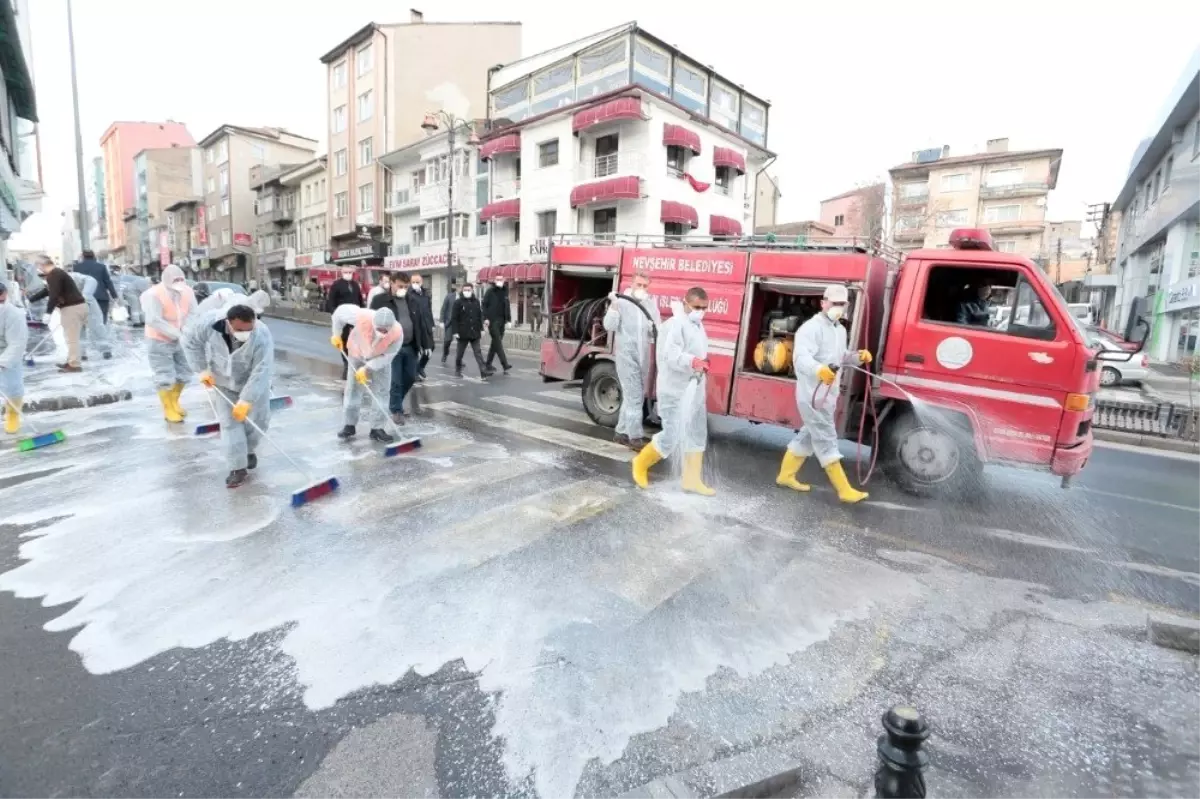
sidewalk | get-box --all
[264,307,546,353]
[15,339,141,414]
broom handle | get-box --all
[25,319,62,359]
[209,386,314,481]
[340,351,406,439]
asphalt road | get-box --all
[0,319,1196,799]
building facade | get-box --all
[0,0,41,265]
[85,156,108,258]
[889,139,1062,258]
[250,163,304,290]
[99,121,195,258]
[319,11,522,271]
[819,183,885,240]
[1110,52,1200,362]
[196,125,317,284]
[118,146,203,275]
[278,157,329,296]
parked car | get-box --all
[192,281,246,304]
[1068,303,1097,326]
[1091,334,1150,386]
[1085,325,1141,352]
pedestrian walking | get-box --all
[449,283,492,379]
[140,264,196,422]
[370,273,431,423]
[409,274,435,380]
[0,281,28,434]
[69,271,113,360]
[603,271,661,449]
[72,249,120,323]
[439,281,458,365]
[25,255,88,372]
[324,268,364,380]
[331,305,404,444]
[482,274,513,374]
[366,273,391,306]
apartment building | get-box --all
[819,183,885,240]
[196,125,317,284]
[99,121,195,258]
[0,0,41,265]
[477,22,772,311]
[279,157,330,281]
[319,10,521,269]
[164,198,205,272]
[889,138,1062,258]
[118,146,204,275]
[249,163,306,287]
[1110,52,1200,361]
[86,156,108,258]
[753,172,781,232]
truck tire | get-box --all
[880,408,981,498]
[582,360,621,428]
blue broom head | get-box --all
[17,430,65,452]
[269,396,294,411]
[194,422,221,435]
[24,358,34,367]
[290,476,340,507]
[383,437,422,457]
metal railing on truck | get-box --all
[545,232,902,262]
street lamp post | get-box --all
[421,111,479,285]
[67,0,90,251]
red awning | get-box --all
[525,263,547,282]
[512,264,529,282]
[713,146,747,174]
[495,264,515,280]
[572,97,643,133]
[663,123,701,155]
[661,200,698,228]
[480,133,520,161]
[476,267,493,282]
[710,214,743,237]
[480,198,520,222]
[570,176,641,208]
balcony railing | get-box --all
[895,191,929,207]
[262,205,294,223]
[387,189,418,212]
[983,219,1046,233]
[1121,162,1200,256]
[576,152,645,182]
[714,183,733,197]
[979,182,1050,199]
[492,179,521,201]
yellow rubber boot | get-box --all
[169,383,187,418]
[681,452,716,496]
[631,442,663,489]
[775,450,811,492]
[825,461,868,504]
[158,389,184,423]
[4,399,21,434]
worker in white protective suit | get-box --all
[603,271,661,449]
[776,283,872,503]
[631,286,714,496]
[182,302,275,488]
[0,281,29,434]
[330,304,404,444]
[140,264,195,423]
[189,288,270,331]
[69,271,113,360]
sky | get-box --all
[12,0,1198,254]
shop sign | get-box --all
[1165,277,1200,312]
[190,247,209,260]
[382,251,458,272]
[233,232,253,247]
[294,250,328,269]
[258,247,295,270]
[331,241,384,263]
[529,237,551,257]
[196,206,208,246]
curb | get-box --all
[1148,615,1200,654]
[1092,427,1200,455]
[21,390,133,414]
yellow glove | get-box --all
[858,350,873,364]
[198,371,215,388]
[355,367,369,385]
[816,365,837,385]
[330,335,344,351]
[231,401,252,422]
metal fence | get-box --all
[1093,399,1200,441]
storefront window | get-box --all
[1178,309,1199,358]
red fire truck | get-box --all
[538,229,1113,495]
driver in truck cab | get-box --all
[955,281,995,327]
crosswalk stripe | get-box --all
[425,401,633,462]
[590,524,713,611]
[482,395,598,427]
[535,389,582,405]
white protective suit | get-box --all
[602,291,661,440]
[182,307,275,471]
[788,310,859,466]
[120,275,150,325]
[332,304,403,430]
[69,272,113,357]
[650,300,709,458]
[140,265,196,390]
[0,296,27,401]
[189,289,270,333]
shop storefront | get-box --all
[292,250,329,306]
[381,251,461,307]
[477,262,547,331]
[257,247,295,295]
[1164,276,1200,361]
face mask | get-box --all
[632,288,648,300]
[232,330,252,342]
[495,280,504,288]
[827,306,845,321]
[688,309,705,323]
[463,290,473,299]
[341,273,353,281]
[379,283,390,292]
[169,281,185,292]
[411,283,422,292]
[395,288,407,297]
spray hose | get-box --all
[549,293,659,362]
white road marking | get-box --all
[1105,560,1200,585]
[536,389,583,405]
[425,401,634,462]
[483,396,598,427]
[972,527,1096,554]
[1077,487,1199,514]
[866,500,923,512]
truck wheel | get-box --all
[582,361,621,427]
[1099,366,1120,387]
[880,409,980,498]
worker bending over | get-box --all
[330,304,404,444]
[631,286,714,496]
[0,281,28,433]
[183,302,275,488]
[603,270,661,450]
[776,283,872,503]
[140,265,195,423]
[69,271,113,360]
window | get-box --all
[900,182,928,198]
[896,215,922,231]
[205,148,215,165]
[983,204,1021,223]
[593,207,617,237]
[714,166,732,195]
[220,197,230,216]
[537,210,557,238]
[986,167,1023,187]
[217,140,228,163]
[412,224,426,246]
[664,222,686,240]
[666,144,688,173]
[333,105,347,133]
[358,183,373,213]
[356,43,373,76]
[936,209,968,227]
[206,176,215,194]
[304,185,311,206]
[920,265,1054,340]
[476,177,488,208]
[453,213,470,239]
[477,153,489,174]
[513,220,521,244]
[834,214,845,226]
[1153,168,1161,201]
[476,216,488,237]
[1008,279,1055,338]
[208,203,217,220]
[1165,154,1173,189]
[430,216,448,241]
[334,149,348,176]
[220,228,231,246]
[411,170,425,192]
[219,165,229,196]
[332,61,347,89]
[538,139,559,168]
[357,90,373,122]
[359,137,373,166]
[334,192,348,218]
[994,239,1018,253]
[941,173,969,190]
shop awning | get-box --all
[710,214,743,237]
[661,200,699,228]
[476,266,494,282]
[570,176,642,208]
[480,198,521,222]
[480,133,520,161]
[663,124,701,155]
[525,263,547,282]
[498,264,517,280]
[713,146,747,174]
[512,264,530,282]
[572,97,643,133]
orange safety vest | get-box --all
[145,284,193,342]
[347,310,403,360]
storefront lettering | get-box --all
[382,251,458,271]
[1166,279,1200,311]
[332,243,382,262]
[629,255,736,276]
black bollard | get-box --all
[874,705,930,799]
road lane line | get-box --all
[1104,560,1200,585]
[1077,487,1199,513]
[483,396,598,427]
[425,401,634,462]
[535,389,583,406]
[972,527,1096,554]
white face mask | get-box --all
[232,330,252,342]
[494,280,504,288]
[688,309,705,323]
[826,306,845,322]
[169,281,185,292]
[462,290,473,298]
[395,288,407,297]
[341,273,354,281]
[632,287,648,300]
[411,283,422,292]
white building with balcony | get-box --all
[0,0,42,265]
[378,128,490,301]
[1110,50,1200,362]
[476,22,772,296]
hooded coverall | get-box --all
[331,305,404,431]
[0,297,28,433]
[70,272,113,358]
[182,307,275,472]
[602,292,661,441]
[140,265,196,421]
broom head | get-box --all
[290,476,340,507]
[194,422,221,435]
[17,430,65,452]
[383,437,422,457]
[269,396,294,411]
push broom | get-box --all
[0,388,65,452]
[194,394,294,436]
[340,353,421,457]
[209,387,339,507]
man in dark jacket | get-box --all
[73,250,120,322]
[439,281,458,365]
[370,272,431,422]
[26,255,89,371]
[481,275,513,374]
[409,273,436,380]
[449,283,492,379]
[325,267,364,379]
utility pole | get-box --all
[67,0,90,251]
[1055,237,1062,285]
[1086,202,1111,268]
[421,111,478,286]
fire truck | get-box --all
[538,229,1122,496]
